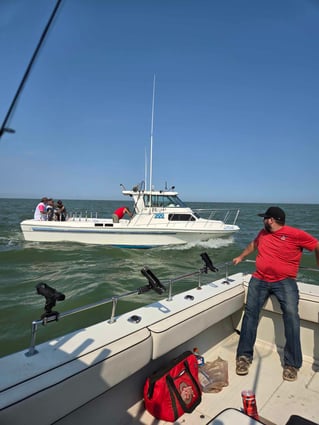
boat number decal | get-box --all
[154,213,164,219]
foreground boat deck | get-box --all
[56,332,319,425]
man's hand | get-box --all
[233,256,243,266]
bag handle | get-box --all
[167,378,179,421]
[166,359,201,414]
[147,351,193,399]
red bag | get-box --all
[144,351,202,422]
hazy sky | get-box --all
[0,0,318,203]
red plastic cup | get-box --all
[241,390,259,420]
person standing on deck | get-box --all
[34,197,48,220]
[112,206,132,223]
[233,206,319,382]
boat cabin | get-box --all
[123,188,199,222]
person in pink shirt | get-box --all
[34,197,48,220]
[112,206,132,223]
[233,206,319,382]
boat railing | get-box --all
[25,256,319,357]
[25,253,221,357]
[244,259,319,275]
[69,211,99,221]
[61,207,240,226]
[193,208,240,225]
[128,207,240,227]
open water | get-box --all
[0,198,318,358]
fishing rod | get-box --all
[0,0,63,140]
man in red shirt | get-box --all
[233,206,319,381]
[112,206,132,223]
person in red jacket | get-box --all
[233,206,319,382]
[112,206,132,223]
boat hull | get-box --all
[1,271,319,425]
[20,219,239,247]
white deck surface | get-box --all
[139,334,319,424]
[56,332,319,425]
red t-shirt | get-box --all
[114,207,126,219]
[253,225,318,282]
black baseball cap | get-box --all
[258,206,285,223]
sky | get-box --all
[0,0,318,203]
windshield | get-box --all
[143,194,187,208]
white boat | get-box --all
[1,254,318,425]
[8,6,240,249]
[20,183,240,248]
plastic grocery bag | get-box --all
[198,356,229,393]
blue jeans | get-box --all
[237,277,302,368]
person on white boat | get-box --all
[55,200,67,221]
[112,206,132,223]
[233,206,319,382]
[34,197,48,220]
[46,198,55,221]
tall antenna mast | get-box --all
[144,147,148,189]
[149,74,156,195]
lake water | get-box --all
[0,198,318,357]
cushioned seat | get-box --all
[149,285,245,359]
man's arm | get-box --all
[124,208,132,217]
[314,242,319,266]
[233,241,256,265]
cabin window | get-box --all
[143,194,187,208]
[168,214,196,221]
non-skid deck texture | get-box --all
[55,333,319,425]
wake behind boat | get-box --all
[20,182,240,248]
[1,253,318,425]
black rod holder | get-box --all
[200,252,218,273]
[140,267,166,295]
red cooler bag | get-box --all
[144,351,202,422]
